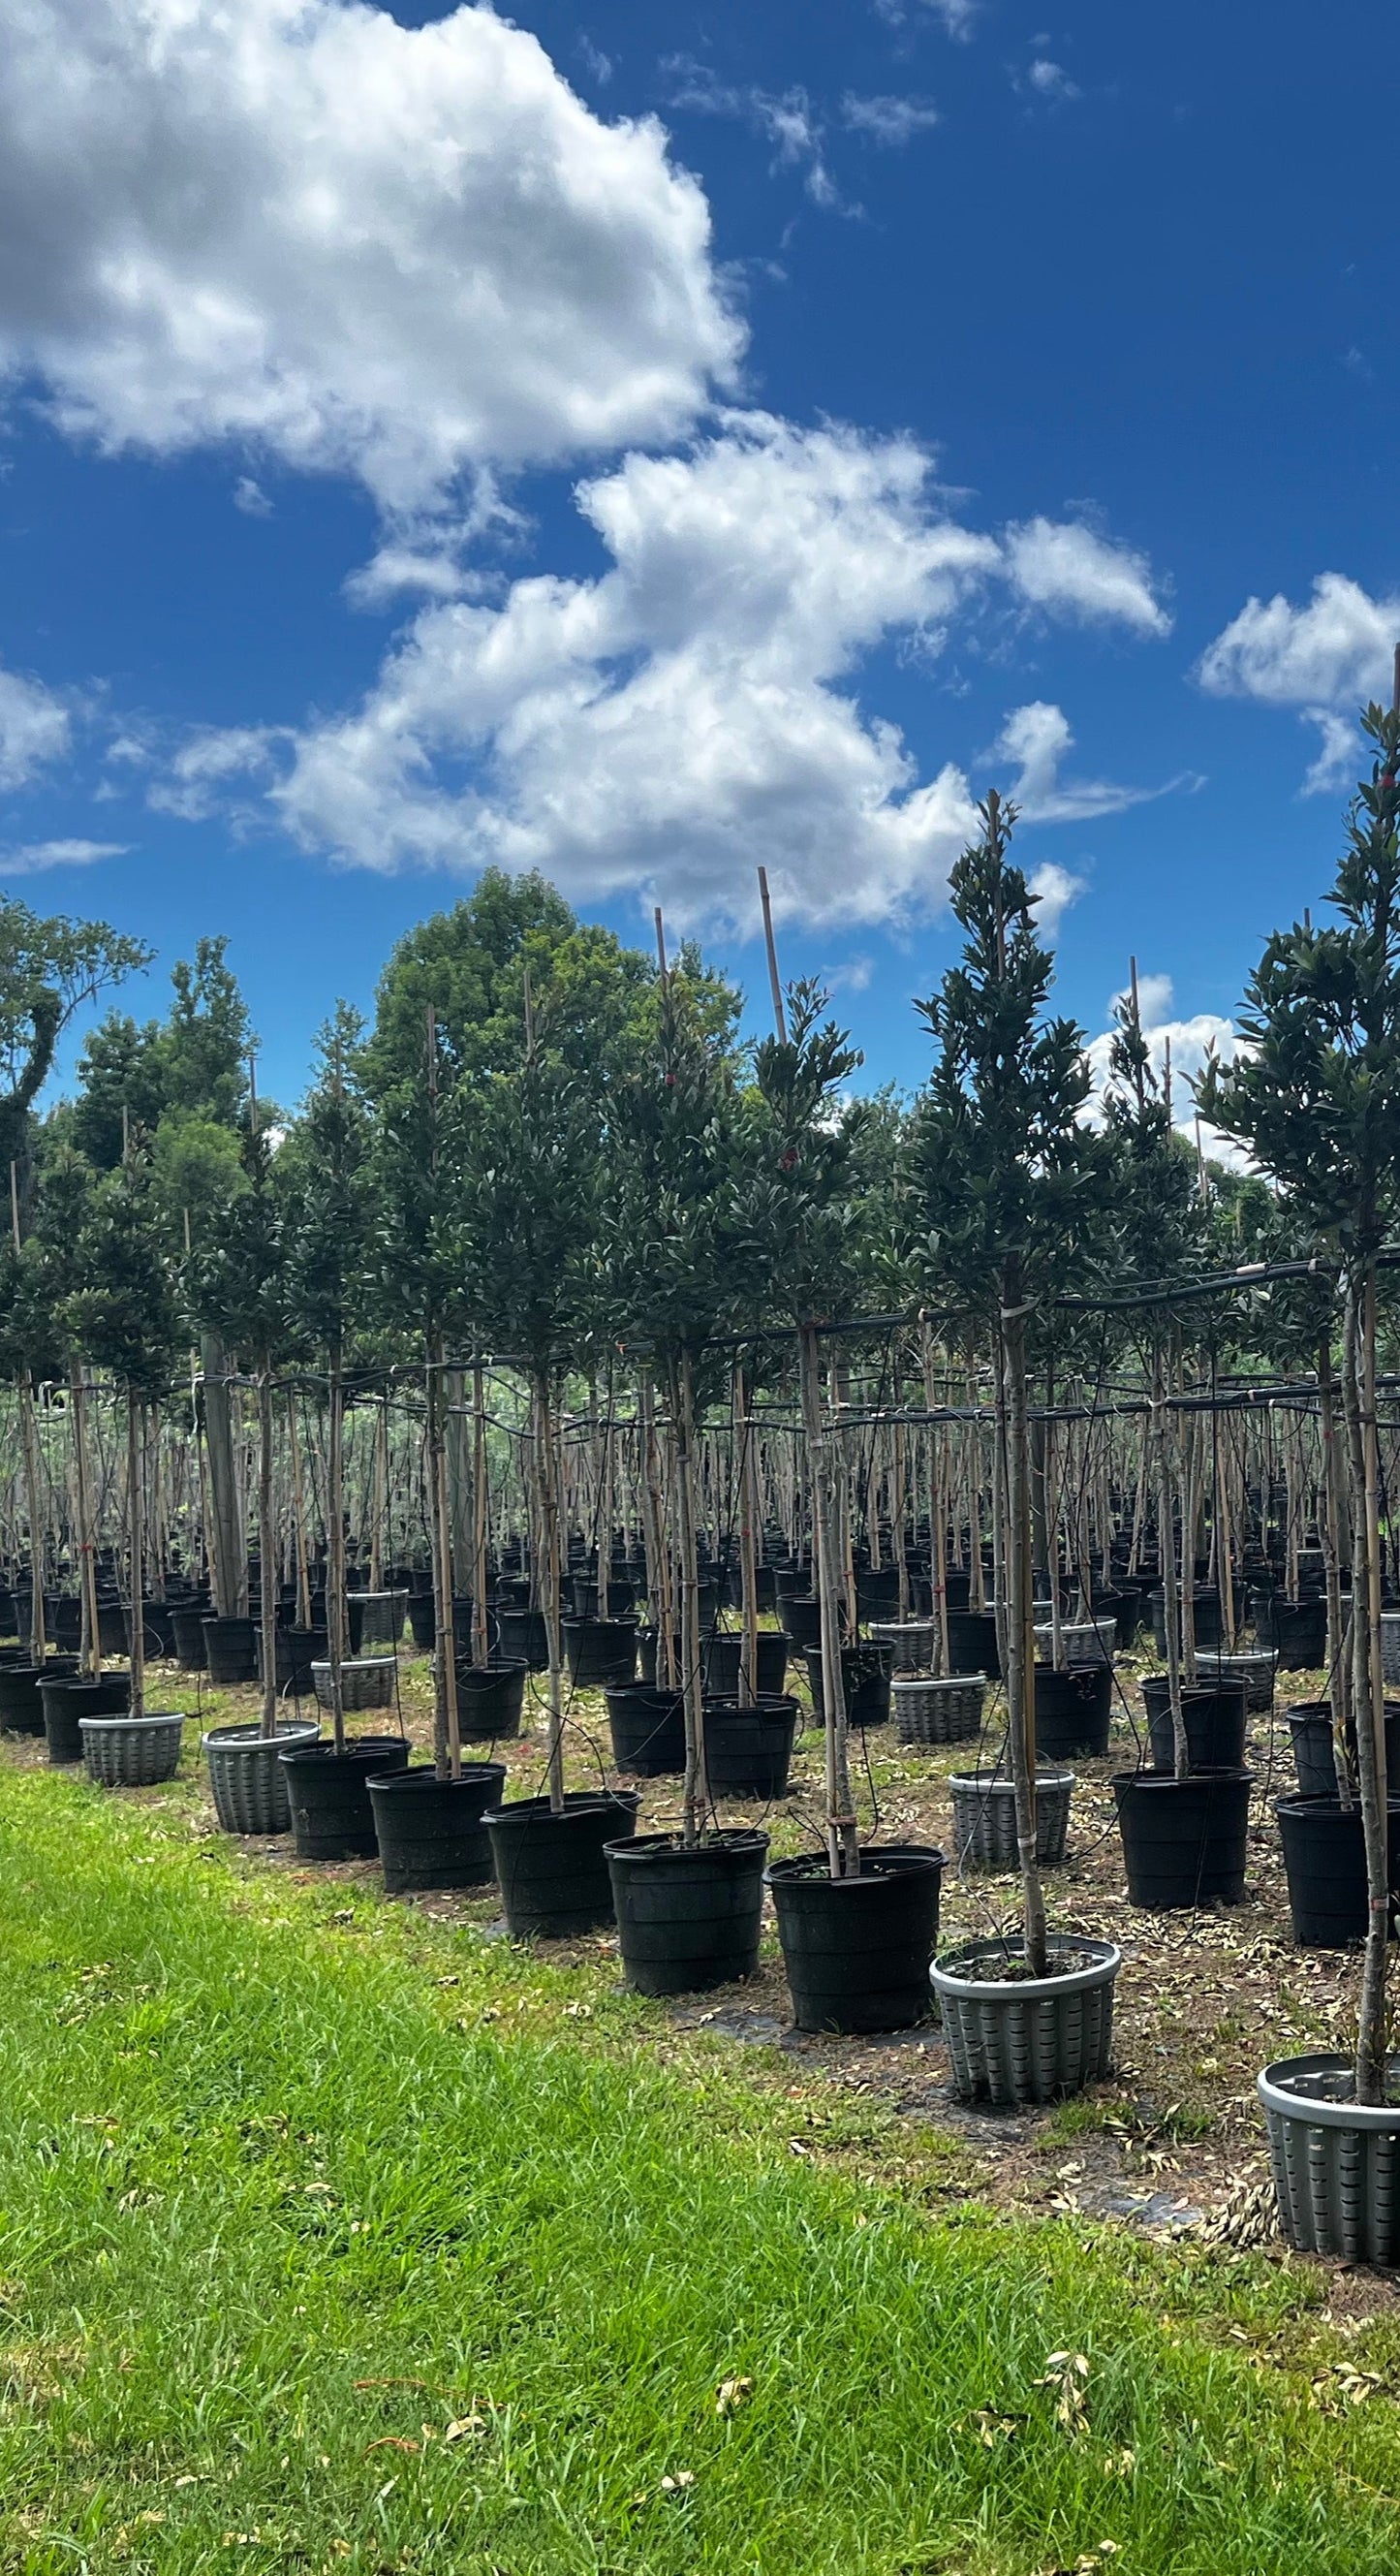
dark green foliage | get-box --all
[181,1119,293,1367]
[453,1052,603,1378]
[607,964,752,1380]
[283,1007,372,1367]
[0,897,149,1202]
[746,978,870,1326]
[65,1147,182,1399]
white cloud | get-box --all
[239,415,1174,932]
[576,35,612,86]
[0,665,70,789]
[0,0,741,515]
[1025,58,1080,100]
[993,699,1184,824]
[233,476,272,518]
[149,724,287,822]
[1027,860,1084,939]
[666,65,840,207]
[1004,518,1170,635]
[1083,972,1248,1162]
[841,93,940,145]
[1,838,127,873]
[873,0,976,34]
[1197,572,1399,708]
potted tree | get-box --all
[64,1137,186,1785]
[464,1012,638,1935]
[751,975,944,2035]
[601,941,770,1995]
[915,794,1120,2102]
[183,1079,321,1834]
[1201,693,1400,2259]
[279,1015,407,1859]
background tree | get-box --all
[0,897,149,1215]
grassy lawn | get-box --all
[4,1758,1400,2574]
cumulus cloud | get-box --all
[149,725,287,823]
[1,838,127,874]
[1004,518,1170,635]
[195,415,1175,931]
[1083,972,1247,1162]
[0,665,70,789]
[1026,860,1084,939]
[841,94,941,145]
[1197,571,1400,795]
[0,0,741,515]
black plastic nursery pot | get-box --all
[562,1616,638,1690]
[1289,1701,1400,1799]
[1111,1767,1254,1909]
[495,1606,548,1671]
[453,1659,528,1741]
[368,1761,507,1894]
[42,1674,131,1765]
[171,1606,210,1670]
[703,1696,800,1799]
[1142,1677,1248,1772]
[0,1656,78,1735]
[406,1593,436,1650]
[606,1831,770,1995]
[202,1615,257,1685]
[765,1844,945,2034]
[1252,1591,1327,1668]
[278,1736,410,1862]
[1274,1795,1400,1947]
[947,1609,1001,1679]
[604,1683,686,1776]
[483,1790,640,1938]
[802,1642,893,1729]
[700,1630,791,1701]
[855,1564,900,1623]
[782,1593,825,1649]
[1032,1662,1112,1758]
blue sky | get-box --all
[0,0,1395,1117]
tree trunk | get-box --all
[1152,1344,1188,1776]
[800,1323,858,1878]
[1343,1269,1389,2103]
[201,1331,245,1616]
[674,1352,708,1849]
[1319,1331,1353,1806]
[127,1392,145,1722]
[326,1350,347,1756]
[1000,1267,1046,1975]
[735,1360,762,1707]
[535,1373,566,1816]
[426,1337,461,1780]
[257,1358,277,1737]
[71,1361,101,1678]
[17,1375,46,1664]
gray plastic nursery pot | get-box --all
[949,1768,1074,1871]
[202,1718,321,1835]
[1259,2055,1400,2264]
[931,1934,1121,2107]
[80,1710,184,1788]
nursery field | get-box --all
[5,1652,1400,2576]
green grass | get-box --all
[3,1771,1400,2574]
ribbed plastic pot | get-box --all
[1032,1618,1116,1670]
[452,1658,527,1741]
[368,1761,507,1893]
[947,1609,1001,1679]
[766,1845,945,2034]
[703,1697,800,1799]
[203,1718,321,1833]
[1143,1678,1248,1772]
[1260,2055,1400,2262]
[891,1674,985,1747]
[171,1606,209,1671]
[1252,1593,1327,1669]
[1289,1702,1400,1800]
[1383,1614,1400,1689]
[605,1683,686,1776]
[356,1590,408,1649]
[311,1655,396,1714]
[202,1616,257,1684]
[496,1607,548,1671]
[700,1631,791,1699]
[279,1736,410,1861]
[607,1831,769,1995]
[1112,1767,1254,1908]
[1194,1651,1276,1713]
[867,1619,938,1676]
[1274,1795,1400,1946]
[80,1711,183,1787]
[562,1616,638,1689]
[803,1642,893,1728]
[43,1673,131,1764]
[484,1790,640,1937]
[1033,1662,1111,1758]
[949,1769,1074,1870]
[932,1935,1121,2107]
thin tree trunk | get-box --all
[800,1323,858,1878]
[202,1332,245,1616]
[1319,1332,1352,1805]
[1343,1270,1389,2102]
[18,1376,46,1664]
[1001,1267,1046,1975]
[535,1374,566,1816]
[1153,1344,1188,1776]
[326,1350,347,1756]
[674,1352,708,1849]
[426,1336,461,1780]
[471,1362,491,1671]
[257,1358,277,1736]
[288,1393,313,1631]
[127,1393,145,1722]
[71,1362,101,1677]
[736,1360,762,1706]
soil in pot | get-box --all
[607,1831,769,1995]
[1112,1767,1254,1908]
[605,1684,686,1776]
[202,1718,321,1835]
[766,1845,945,2034]
[368,1762,507,1893]
[452,1659,528,1741]
[562,1616,638,1690]
[1274,1795,1400,1946]
[279,1736,410,1862]
[484,1791,640,1938]
[703,1696,800,1799]
[1260,2054,1400,2262]
[1033,1662,1111,1758]
[42,1673,131,1765]
[1142,1677,1247,1772]
[803,1642,893,1729]
[932,1934,1121,2106]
